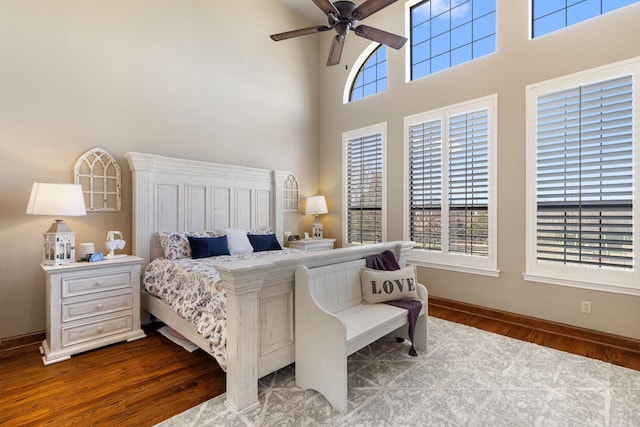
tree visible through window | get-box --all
[525,59,638,294]
[343,124,386,245]
[410,0,496,81]
[405,96,497,274]
[408,108,490,255]
[534,75,633,269]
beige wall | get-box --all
[317,0,640,339]
[2,0,639,342]
[0,0,320,338]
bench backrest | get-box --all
[304,259,366,314]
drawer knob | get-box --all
[96,303,104,310]
[97,326,104,332]
[95,281,103,286]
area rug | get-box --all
[158,317,640,426]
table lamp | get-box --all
[305,195,328,240]
[26,182,87,265]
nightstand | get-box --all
[288,238,336,251]
[40,255,146,365]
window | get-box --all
[525,58,639,295]
[343,123,386,245]
[532,0,640,38]
[405,96,497,275]
[408,0,496,81]
[349,45,387,102]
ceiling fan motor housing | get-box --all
[330,1,359,35]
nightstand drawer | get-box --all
[63,292,133,322]
[63,315,133,347]
[63,272,132,297]
[289,239,336,251]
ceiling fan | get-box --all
[270,0,407,66]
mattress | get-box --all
[143,249,301,370]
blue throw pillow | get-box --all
[247,233,282,252]
[188,235,230,258]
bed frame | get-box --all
[126,152,414,414]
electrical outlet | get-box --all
[581,300,592,314]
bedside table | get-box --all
[288,238,336,251]
[40,255,146,365]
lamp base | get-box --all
[42,225,76,266]
[312,215,323,240]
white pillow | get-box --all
[359,265,419,304]
[223,228,254,255]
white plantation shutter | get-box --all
[448,109,490,256]
[346,132,383,244]
[535,74,633,269]
[409,119,443,250]
[406,97,494,269]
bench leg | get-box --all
[414,313,427,351]
[296,342,348,413]
[387,312,428,352]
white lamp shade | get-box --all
[305,195,328,215]
[26,183,87,217]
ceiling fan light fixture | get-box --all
[270,0,404,66]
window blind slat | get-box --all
[447,110,490,255]
[346,133,383,244]
[535,74,634,270]
[408,119,443,250]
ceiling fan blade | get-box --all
[313,0,339,16]
[270,25,332,41]
[352,0,398,20]
[327,35,346,66]
[354,25,407,49]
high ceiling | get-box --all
[278,0,326,23]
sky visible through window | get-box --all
[411,0,496,80]
[350,46,387,102]
[532,0,640,38]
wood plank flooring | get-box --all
[0,323,225,426]
[1,304,638,426]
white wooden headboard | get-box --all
[125,152,289,264]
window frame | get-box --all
[404,95,499,276]
[347,44,387,103]
[530,0,640,39]
[405,0,497,83]
[342,122,387,246]
[343,43,386,104]
[525,57,640,296]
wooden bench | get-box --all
[294,259,428,413]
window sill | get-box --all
[523,273,640,296]
[407,257,501,278]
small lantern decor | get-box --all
[26,183,87,265]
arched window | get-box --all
[347,44,387,102]
[74,147,121,211]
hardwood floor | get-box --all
[1,304,638,426]
[0,323,225,427]
[429,296,640,371]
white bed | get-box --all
[126,151,414,414]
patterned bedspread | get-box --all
[143,249,301,371]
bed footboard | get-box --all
[215,241,414,414]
